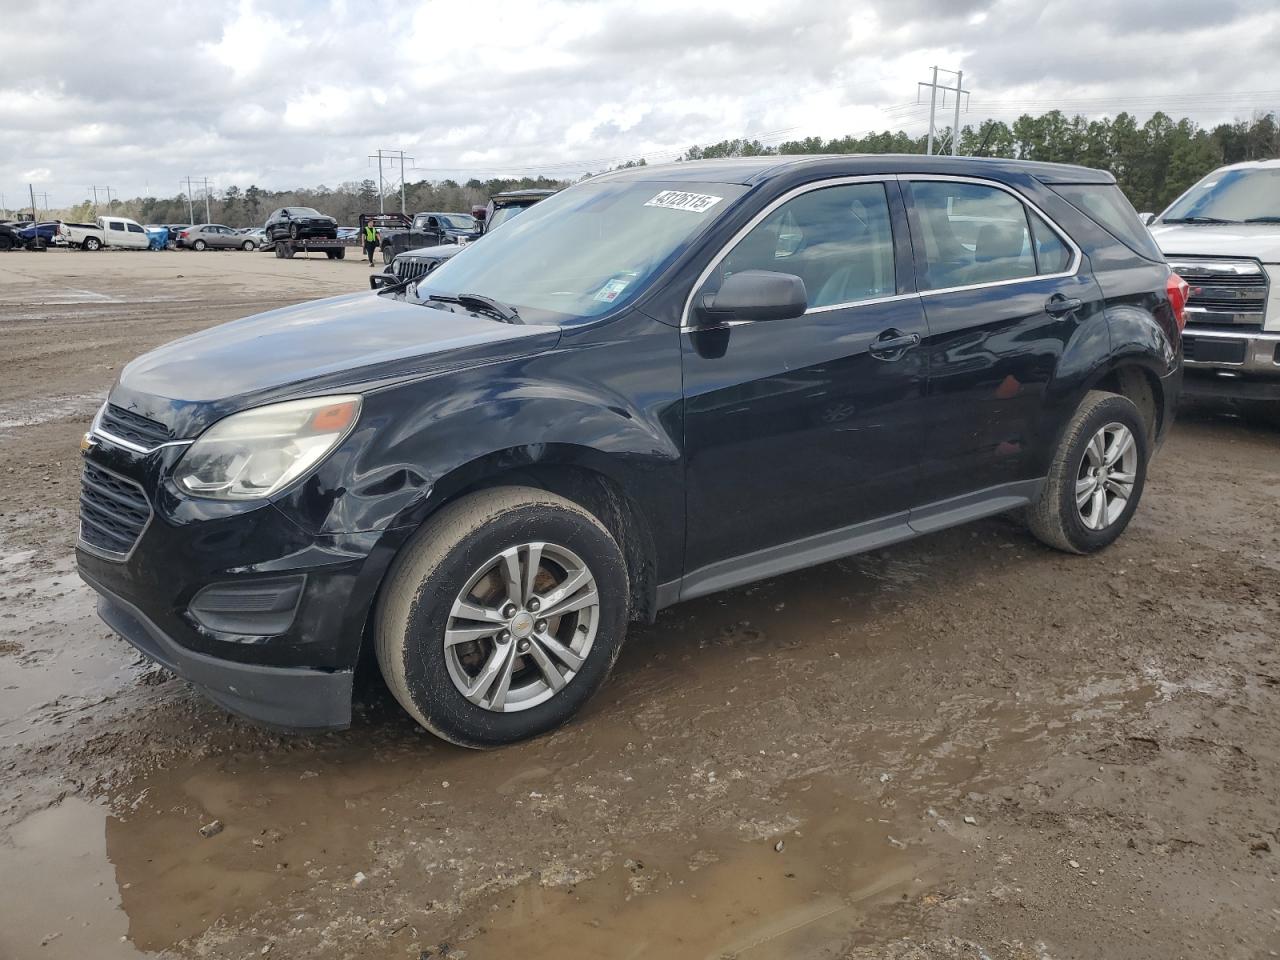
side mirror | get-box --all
[695,270,807,325]
[1139,212,1156,226]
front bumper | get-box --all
[83,570,353,730]
[1182,327,1280,401]
[74,434,404,730]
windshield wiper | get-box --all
[1242,216,1280,224]
[1160,216,1238,224]
[427,292,523,324]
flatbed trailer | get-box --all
[270,236,357,259]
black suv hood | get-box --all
[110,292,560,438]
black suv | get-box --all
[265,206,338,242]
[77,156,1183,746]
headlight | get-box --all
[174,395,361,500]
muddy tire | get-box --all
[376,486,629,748]
[1027,391,1149,554]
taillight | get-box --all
[179,230,188,238]
[1167,271,1190,331]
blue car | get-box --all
[15,221,61,244]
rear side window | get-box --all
[908,181,1036,289]
[1050,183,1163,262]
[1029,211,1072,273]
[109,221,125,231]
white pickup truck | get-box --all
[1146,159,1280,414]
[60,216,151,251]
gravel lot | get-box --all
[1,249,1278,960]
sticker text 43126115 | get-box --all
[644,190,724,214]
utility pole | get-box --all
[182,178,195,222]
[29,183,38,221]
[202,177,211,222]
[369,148,415,214]
[917,67,971,156]
[369,149,385,213]
[90,185,112,213]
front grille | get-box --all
[1168,257,1269,328]
[99,404,172,449]
[79,462,151,558]
[393,257,437,284]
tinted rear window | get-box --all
[1050,183,1163,262]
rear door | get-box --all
[124,221,148,248]
[680,177,929,583]
[902,176,1105,509]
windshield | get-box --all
[486,203,533,231]
[289,207,324,218]
[437,213,476,230]
[1161,167,1280,223]
[414,180,746,323]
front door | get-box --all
[681,178,929,584]
[901,177,1106,506]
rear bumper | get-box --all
[83,569,353,731]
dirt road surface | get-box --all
[1,249,1278,960]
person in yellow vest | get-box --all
[362,221,378,265]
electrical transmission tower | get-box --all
[368,148,416,214]
[917,67,971,156]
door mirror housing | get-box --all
[695,270,807,324]
[1139,212,1156,226]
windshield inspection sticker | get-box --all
[594,278,631,303]
[645,190,723,213]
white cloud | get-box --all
[0,0,1277,205]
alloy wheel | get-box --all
[443,542,600,712]
[1075,422,1137,531]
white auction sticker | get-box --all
[593,278,631,303]
[644,190,723,213]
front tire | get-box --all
[242,240,255,251]
[376,487,629,748]
[1027,390,1149,554]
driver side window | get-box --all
[714,182,895,310]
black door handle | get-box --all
[868,330,920,360]
[1045,295,1083,316]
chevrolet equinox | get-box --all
[77,156,1185,746]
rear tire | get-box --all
[376,487,629,748]
[192,239,207,251]
[1027,391,1149,554]
[84,236,102,251]
[382,244,393,265]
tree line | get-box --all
[685,110,1280,214]
[45,110,1280,226]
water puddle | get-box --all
[0,798,151,959]
[0,554,146,746]
[0,392,100,431]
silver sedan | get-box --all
[180,224,258,251]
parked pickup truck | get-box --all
[1146,159,1280,412]
[61,216,152,251]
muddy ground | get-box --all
[0,248,1277,960]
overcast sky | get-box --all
[3,0,1278,210]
